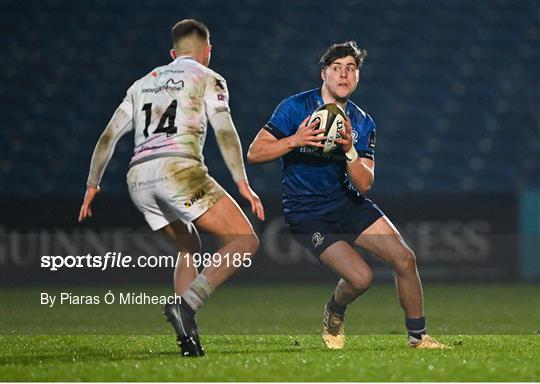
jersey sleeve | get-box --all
[264,98,295,139]
[354,114,376,160]
[86,86,134,187]
[204,71,231,119]
[118,83,135,116]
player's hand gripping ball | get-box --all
[307,103,346,154]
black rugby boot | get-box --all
[164,300,204,357]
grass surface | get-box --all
[1,283,539,381]
[1,335,538,381]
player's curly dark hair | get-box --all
[171,19,210,45]
[319,41,368,68]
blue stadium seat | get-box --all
[1,0,538,196]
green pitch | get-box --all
[1,284,539,381]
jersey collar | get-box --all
[172,56,197,64]
[315,88,352,117]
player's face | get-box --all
[321,56,359,100]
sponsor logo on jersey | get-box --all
[298,146,332,159]
[368,130,376,149]
[160,69,184,75]
[130,176,168,192]
[312,232,325,248]
[185,189,206,208]
[142,79,184,94]
[297,146,347,162]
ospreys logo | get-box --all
[164,78,184,91]
[312,232,325,248]
[185,189,206,208]
[215,79,225,91]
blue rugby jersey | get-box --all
[264,88,376,222]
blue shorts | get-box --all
[287,198,384,259]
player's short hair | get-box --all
[171,19,210,46]
[319,41,367,68]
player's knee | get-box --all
[395,248,417,274]
[246,233,260,255]
[235,232,259,256]
[350,270,373,292]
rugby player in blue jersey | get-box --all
[248,41,446,349]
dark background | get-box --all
[1,0,539,283]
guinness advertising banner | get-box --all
[0,194,519,284]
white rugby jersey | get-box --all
[118,56,230,166]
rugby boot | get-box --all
[408,334,449,349]
[164,301,204,357]
[323,304,345,349]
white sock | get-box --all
[182,274,214,311]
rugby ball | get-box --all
[307,103,346,154]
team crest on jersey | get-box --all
[312,232,325,248]
[215,79,225,91]
[352,130,358,144]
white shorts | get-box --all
[127,157,226,230]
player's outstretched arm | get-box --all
[335,117,375,194]
[247,117,326,164]
[78,106,132,222]
[209,111,265,221]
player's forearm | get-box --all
[247,136,296,164]
[87,108,131,187]
[210,111,248,182]
[347,159,374,194]
[215,129,248,182]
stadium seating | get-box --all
[1,0,538,196]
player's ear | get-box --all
[170,49,177,60]
[204,43,212,66]
[321,68,326,81]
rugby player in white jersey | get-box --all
[78,19,265,357]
